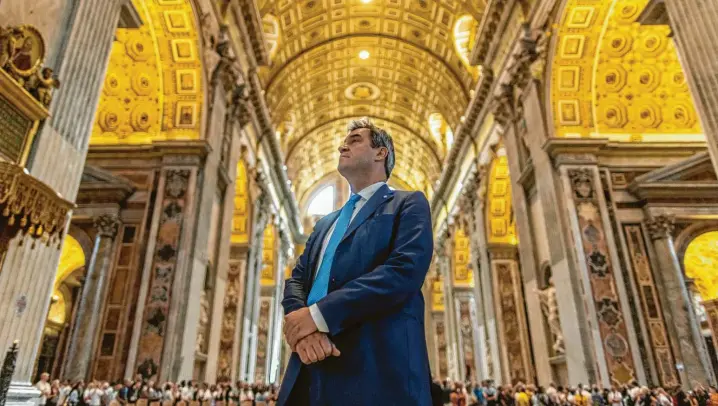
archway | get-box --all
[683,230,718,377]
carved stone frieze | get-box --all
[646,215,675,241]
[487,244,518,261]
[94,214,121,239]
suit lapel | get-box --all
[308,211,340,283]
[340,184,394,244]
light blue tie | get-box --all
[307,194,362,305]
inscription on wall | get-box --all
[0,95,32,162]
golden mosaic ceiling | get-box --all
[551,0,701,141]
[258,0,484,199]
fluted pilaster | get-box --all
[663,1,718,175]
[0,2,123,404]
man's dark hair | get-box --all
[346,117,395,179]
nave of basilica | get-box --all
[1,0,718,404]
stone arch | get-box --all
[485,148,517,245]
[90,0,205,145]
[548,0,702,141]
[54,232,88,287]
[675,221,718,302]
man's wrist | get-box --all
[308,304,329,333]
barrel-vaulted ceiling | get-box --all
[257,0,484,202]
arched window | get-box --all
[428,113,453,155]
[263,14,280,59]
[307,185,335,216]
[453,15,478,71]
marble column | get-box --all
[0,2,122,404]
[267,232,291,384]
[238,188,271,382]
[458,184,491,382]
[63,215,121,381]
[662,0,718,175]
[645,215,714,387]
[438,242,461,381]
[520,81,596,385]
[470,185,503,384]
[488,245,532,384]
[496,117,551,385]
[702,299,718,358]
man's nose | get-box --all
[338,144,349,153]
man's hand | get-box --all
[284,307,318,348]
[295,332,340,365]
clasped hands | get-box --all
[283,307,340,365]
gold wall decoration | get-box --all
[0,24,58,166]
[453,228,473,287]
[683,231,718,302]
[260,223,275,286]
[231,161,250,244]
[0,161,73,253]
[432,276,445,312]
[91,0,203,145]
[486,154,517,245]
[550,0,701,140]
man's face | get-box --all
[337,128,384,176]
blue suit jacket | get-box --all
[278,184,434,406]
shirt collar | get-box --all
[353,181,386,202]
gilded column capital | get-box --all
[94,214,121,239]
[645,215,675,241]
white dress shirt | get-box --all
[309,181,387,332]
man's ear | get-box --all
[375,146,388,162]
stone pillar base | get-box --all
[5,382,40,406]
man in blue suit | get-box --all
[277,117,434,405]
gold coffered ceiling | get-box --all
[258,0,484,200]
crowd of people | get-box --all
[33,373,278,406]
[33,371,718,406]
[431,379,718,406]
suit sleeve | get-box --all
[315,191,433,336]
[281,227,317,315]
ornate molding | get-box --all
[0,161,74,251]
[236,0,269,66]
[646,215,675,241]
[470,0,511,66]
[430,69,494,216]
[94,214,121,239]
[488,244,518,260]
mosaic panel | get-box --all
[135,169,191,380]
[567,168,635,385]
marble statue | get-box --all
[536,279,565,354]
[196,291,210,353]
